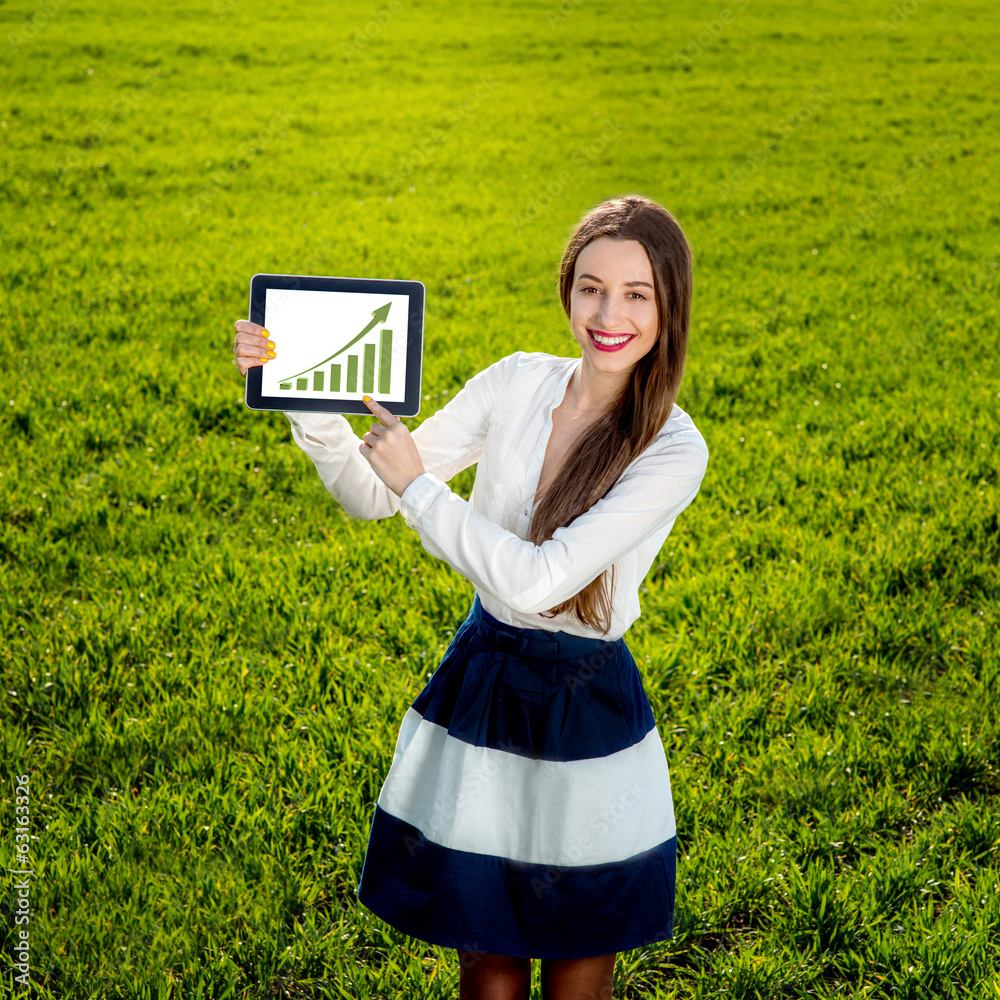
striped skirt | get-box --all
[356,594,677,960]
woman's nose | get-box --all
[598,298,625,330]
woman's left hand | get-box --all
[359,396,427,498]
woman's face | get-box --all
[569,236,659,378]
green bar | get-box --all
[378,329,392,394]
[279,382,292,390]
[346,355,358,392]
[313,370,324,391]
[296,377,308,390]
[330,364,341,391]
[363,343,376,394]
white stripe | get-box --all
[377,708,676,867]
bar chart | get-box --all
[279,327,394,394]
[274,302,396,395]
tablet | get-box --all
[244,273,425,416]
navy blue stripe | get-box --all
[358,803,675,959]
[410,595,656,761]
[475,594,621,661]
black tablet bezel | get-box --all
[244,272,425,417]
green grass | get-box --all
[1,0,999,996]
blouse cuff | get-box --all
[400,472,448,529]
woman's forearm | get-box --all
[285,411,403,519]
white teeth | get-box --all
[591,331,633,346]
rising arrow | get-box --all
[277,302,392,383]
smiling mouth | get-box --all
[588,329,636,349]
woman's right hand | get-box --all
[232,320,276,377]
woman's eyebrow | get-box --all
[577,273,654,289]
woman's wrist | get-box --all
[399,470,427,500]
[399,472,448,530]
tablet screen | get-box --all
[245,273,424,416]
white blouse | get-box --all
[284,351,710,641]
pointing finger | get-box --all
[362,395,397,425]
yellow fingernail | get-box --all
[260,356,268,362]
[363,395,372,402]
[266,350,276,358]
[267,341,275,350]
[262,328,270,336]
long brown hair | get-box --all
[528,194,694,634]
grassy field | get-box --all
[2,0,999,996]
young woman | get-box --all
[232,194,709,1000]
